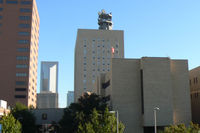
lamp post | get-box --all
[154,107,160,133]
[110,110,119,133]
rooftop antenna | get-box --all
[98,9,113,30]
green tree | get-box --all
[0,114,21,133]
[160,122,200,133]
[11,102,36,133]
[59,93,124,133]
[77,108,125,133]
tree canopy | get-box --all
[11,102,36,133]
[59,93,124,133]
[159,122,200,133]
[0,114,21,133]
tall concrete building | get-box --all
[67,91,74,107]
[37,62,58,109]
[97,57,191,133]
[40,62,58,93]
[0,0,40,107]
[189,66,200,124]
[74,10,124,101]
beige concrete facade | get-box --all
[0,0,40,107]
[37,93,58,109]
[189,66,200,124]
[74,29,124,102]
[98,57,191,133]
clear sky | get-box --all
[36,0,200,107]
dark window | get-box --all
[19,16,31,20]
[16,81,27,85]
[42,113,47,120]
[21,1,31,5]
[16,56,28,60]
[15,88,26,91]
[0,8,3,11]
[17,48,29,52]
[15,95,26,98]
[19,24,30,28]
[0,0,3,4]
[0,16,2,19]
[20,8,31,12]
[18,32,29,36]
[0,23,2,27]
[18,40,29,44]
[6,0,18,4]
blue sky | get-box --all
[36,0,200,107]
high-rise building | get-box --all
[37,61,59,109]
[40,61,58,93]
[67,91,74,107]
[0,0,40,107]
[189,66,200,124]
[74,10,124,101]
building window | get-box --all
[19,16,31,20]
[16,73,27,77]
[21,1,32,5]
[16,56,28,60]
[16,81,27,85]
[16,64,28,68]
[0,8,3,11]
[15,95,26,98]
[20,8,31,12]
[18,40,29,44]
[0,0,3,4]
[19,24,30,28]
[17,48,29,52]
[6,0,18,4]
[18,32,30,36]
[0,23,2,27]
[15,88,26,91]
[0,16,2,19]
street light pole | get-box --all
[110,110,119,133]
[154,107,159,133]
[117,110,119,133]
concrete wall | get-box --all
[111,59,143,133]
[103,57,191,133]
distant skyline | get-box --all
[36,0,200,107]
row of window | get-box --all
[0,8,30,12]
[17,48,29,52]
[16,73,27,77]
[0,0,32,5]
[18,40,29,44]
[19,24,30,28]
[20,8,31,13]
[190,77,198,85]
[19,16,31,20]
[16,56,28,60]
[16,64,28,68]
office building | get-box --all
[67,91,74,107]
[189,66,200,124]
[37,61,59,108]
[0,0,40,107]
[40,61,58,93]
[97,57,191,133]
[74,10,124,101]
